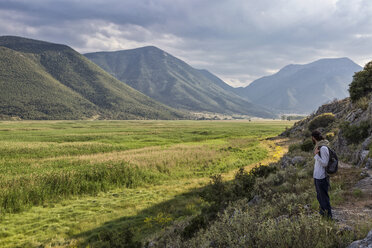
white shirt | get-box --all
[313,146,329,179]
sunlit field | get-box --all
[0,120,292,247]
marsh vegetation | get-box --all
[0,120,290,247]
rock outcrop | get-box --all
[347,229,372,248]
[283,94,372,167]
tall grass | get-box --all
[0,120,290,215]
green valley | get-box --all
[0,120,291,247]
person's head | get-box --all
[311,130,324,144]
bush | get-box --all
[325,132,335,141]
[182,165,277,239]
[250,164,277,178]
[92,228,142,248]
[349,61,372,102]
[301,139,314,152]
[355,96,370,110]
[288,143,301,153]
[340,121,371,144]
[184,210,357,248]
[308,113,336,131]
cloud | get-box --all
[0,0,371,86]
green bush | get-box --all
[349,61,372,102]
[89,228,142,248]
[185,211,357,248]
[355,96,370,110]
[301,139,314,152]
[250,164,277,178]
[182,165,277,239]
[308,113,336,131]
[288,143,301,153]
[340,121,371,144]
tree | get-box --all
[349,61,372,102]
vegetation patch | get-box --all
[340,120,371,144]
[349,61,372,102]
[300,139,314,152]
[0,120,291,247]
[149,137,372,248]
[308,112,336,131]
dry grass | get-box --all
[0,120,292,247]
[65,144,226,169]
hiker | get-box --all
[312,130,332,219]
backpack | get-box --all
[319,146,338,174]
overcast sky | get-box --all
[0,0,371,87]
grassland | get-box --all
[0,120,291,247]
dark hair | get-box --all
[311,130,324,141]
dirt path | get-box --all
[333,162,372,228]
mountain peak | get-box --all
[114,45,165,54]
[233,57,362,114]
[0,35,185,120]
[85,47,275,118]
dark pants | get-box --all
[314,177,332,218]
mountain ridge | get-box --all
[0,36,186,120]
[85,46,276,118]
[232,57,362,114]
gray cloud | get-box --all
[0,0,371,87]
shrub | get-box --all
[303,130,312,138]
[288,143,301,153]
[250,164,277,178]
[233,168,256,199]
[308,113,336,131]
[355,96,370,110]
[301,139,314,152]
[326,132,335,141]
[184,210,357,248]
[93,228,142,248]
[349,61,372,102]
[340,121,371,144]
[182,165,277,239]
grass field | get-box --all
[0,120,292,247]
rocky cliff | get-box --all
[282,93,372,169]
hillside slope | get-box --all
[0,46,98,119]
[0,36,185,120]
[234,58,362,114]
[145,62,372,247]
[85,47,275,118]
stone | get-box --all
[291,156,306,166]
[360,170,369,178]
[333,131,350,156]
[248,195,261,206]
[360,150,370,163]
[281,156,293,169]
[368,98,372,116]
[347,229,372,248]
[362,136,372,150]
[357,150,370,166]
[365,158,372,169]
[345,109,363,123]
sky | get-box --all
[0,0,371,87]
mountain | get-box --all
[233,58,362,114]
[84,47,275,118]
[0,36,185,120]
